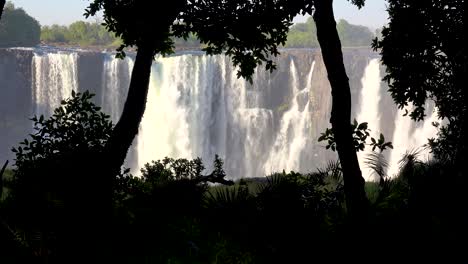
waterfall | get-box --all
[387,105,439,177]
[354,58,439,179]
[101,54,134,123]
[355,58,381,180]
[263,60,315,175]
[137,55,195,168]
[16,48,443,180]
[32,51,78,117]
[136,55,274,177]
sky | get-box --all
[10,0,388,30]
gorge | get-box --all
[0,47,439,180]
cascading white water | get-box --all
[412,107,439,151]
[24,49,443,180]
[386,108,412,177]
[101,54,134,123]
[263,60,315,175]
[32,51,78,117]
[355,58,382,180]
[387,105,439,177]
[136,55,275,177]
[138,55,195,166]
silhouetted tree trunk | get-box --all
[313,0,368,220]
[104,44,154,176]
[458,1,468,218]
[458,0,468,167]
[0,0,6,21]
[0,160,7,198]
[82,44,154,261]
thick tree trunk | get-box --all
[458,0,468,168]
[313,0,368,220]
[104,44,154,176]
[0,0,6,21]
[82,44,154,260]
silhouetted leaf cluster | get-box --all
[85,0,314,81]
[319,119,392,152]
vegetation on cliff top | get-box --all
[284,16,374,48]
[0,2,40,47]
[39,17,375,50]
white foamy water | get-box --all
[28,50,441,180]
[387,105,439,177]
[264,60,316,175]
[32,51,78,117]
[355,59,382,180]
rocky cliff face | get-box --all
[0,48,33,163]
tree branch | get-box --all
[194,173,234,186]
[0,0,6,21]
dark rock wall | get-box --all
[0,48,33,163]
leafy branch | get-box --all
[318,119,393,153]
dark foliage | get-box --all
[372,0,466,161]
[112,162,346,263]
[0,92,464,261]
[4,91,112,259]
[368,154,467,257]
[86,0,312,80]
[173,0,312,81]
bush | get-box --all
[5,91,112,258]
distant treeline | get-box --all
[41,22,201,49]
[40,17,375,49]
[40,21,122,47]
[0,2,374,49]
[284,17,375,48]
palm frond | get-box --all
[397,148,424,181]
[399,148,422,168]
[364,152,388,180]
[0,219,30,249]
[257,173,285,194]
[314,160,342,183]
[205,186,250,210]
